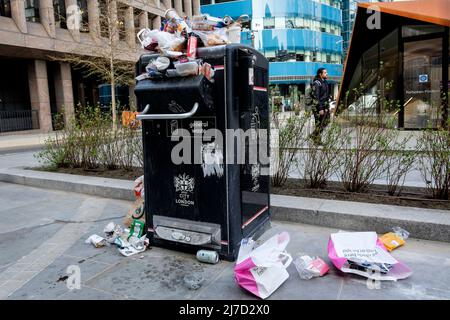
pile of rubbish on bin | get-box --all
[135,9,249,82]
[234,227,412,299]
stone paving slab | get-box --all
[1,183,450,300]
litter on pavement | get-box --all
[196,249,219,264]
[85,234,107,248]
[293,254,329,280]
[328,231,413,281]
[234,232,292,299]
[85,220,149,257]
[380,226,410,252]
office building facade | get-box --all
[201,0,343,110]
[0,0,202,133]
[339,0,449,129]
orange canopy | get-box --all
[358,0,450,27]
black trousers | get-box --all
[311,108,330,141]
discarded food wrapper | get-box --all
[175,60,199,76]
[187,35,198,59]
[128,219,145,240]
[379,227,409,252]
[154,31,186,53]
[118,235,147,257]
[193,29,229,47]
[135,73,150,81]
[129,235,146,251]
[293,254,329,280]
[154,56,171,71]
[328,231,412,281]
[103,222,125,243]
[124,198,145,228]
[234,232,292,299]
[379,233,404,252]
[199,62,215,82]
[134,175,144,199]
[392,226,410,240]
[85,234,107,248]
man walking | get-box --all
[310,68,331,144]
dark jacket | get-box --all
[312,77,330,111]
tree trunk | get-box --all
[110,57,117,130]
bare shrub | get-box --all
[416,125,450,199]
[271,111,309,187]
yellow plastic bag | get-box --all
[379,232,405,251]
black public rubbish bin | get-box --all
[134,44,270,261]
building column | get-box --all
[110,0,119,44]
[163,0,171,10]
[139,11,148,29]
[87,0,101,40]
[174,0,183,15]
[183,0,192,17]
[193,0,200,15]
[65,0,80,42]
[11,0,27,33]
[28,60,52,132]
[152,16,161,30]
[54,62,75,127]
[125,6,135,48]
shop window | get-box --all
[403,37,443,128]
[402,25,444,38]
[53,0,66,29]
[25,0,40,22]
[0,0,11,18]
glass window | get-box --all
[25,0,40,22]
[99,0,109,38]
[0,0,11,18]
[402,25,444,38]
[263,17,274,29]
[77,0,89,32]
[403,37,443,128]
[53,0,66,29]
[117,4,126,41]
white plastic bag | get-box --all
[234,232,292,299]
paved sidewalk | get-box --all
[0,132,54,153]
[1,183,450,300]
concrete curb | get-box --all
[0,167,449,243]
[0,168,135,201]
[271,194,450,243]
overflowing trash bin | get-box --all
[134,9,270,261]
